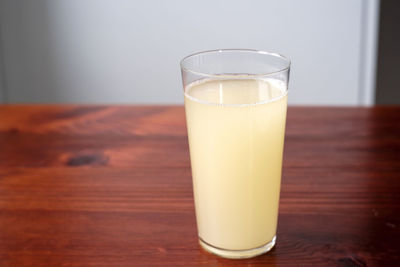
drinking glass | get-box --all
[180,49,290,259]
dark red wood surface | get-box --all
[0,105,399,266]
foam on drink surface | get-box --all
[185,78,287,106]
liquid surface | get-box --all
[184,78,288,250]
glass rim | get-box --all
[180,49,291,78]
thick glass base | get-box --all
[199,236,276,259]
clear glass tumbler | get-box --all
[180,49,290,259]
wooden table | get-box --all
[0,105,399,266]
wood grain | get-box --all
[0,105,399,266]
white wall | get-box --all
[0,0,379,105]
[0,23,5,102]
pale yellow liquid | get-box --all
[184,78,287,251]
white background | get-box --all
[0,0,379,105]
